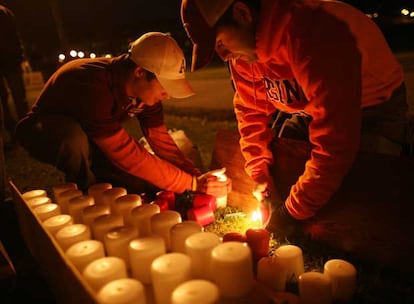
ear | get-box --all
[134,66,145,78]
[232,2,254,25]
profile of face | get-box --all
[127,67,170,106]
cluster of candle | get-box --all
[22,183,357,304]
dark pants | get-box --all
[15,114,159,198]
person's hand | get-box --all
[265,203,303,240]
[252,175,280,202]
[196,168,232,197]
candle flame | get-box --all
[250,208,263,228]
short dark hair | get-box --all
[127,56,156,81]
[215,0,260,28]
[144,70,156,81]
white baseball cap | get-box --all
[128,32,194,99]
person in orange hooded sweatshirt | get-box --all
[181,0,408,237]
[15,32,230,201]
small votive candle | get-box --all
[274,245,305,282]
[126,204,160,237]
[150,210,182,251]
[222,232,247,243]
[26,196,52,209]
[257,256,288,292]
[56,189,83,214]
[210,241,255,298]
[129,235,166,284]
[185,231,221,280]
[170,221,203,253]
[156,191,175,209]
[112,194,142,221]
[171,279,220,304]
[102,187,127,207]
[81,204,110,227]
[55,223,92,251]
[83,256,128,291]
[66,239,105,272]
[88,183,112,205]
[324,259,357,302]
[245,228,270,261]
[68,195,95,223]
[52,182,78,201]
[91,214,124,242]
[104,226,138,268]
[154,199,169,211]
[43,214,73,236]
[22,189,47,201]
[151,253,192,304]
[33,203,61,222]
[187,205,215,226]
[299,272,332,304]
[97,278,147,304]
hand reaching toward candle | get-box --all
[196,168,232,198]
[265,203,303,240]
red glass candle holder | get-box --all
[156,191,176,209]
[222,232,247,243]
[187,205,215,226]
[246,228,270,261]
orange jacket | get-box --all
[230,0,404,219]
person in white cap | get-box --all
[181,0,409,237]
[15,32,230,199]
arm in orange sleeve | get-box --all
[91,128,193,193]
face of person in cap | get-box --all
[181,0,257,71]
[127,32,194,104]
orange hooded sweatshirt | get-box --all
[230,0,404,219]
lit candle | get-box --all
[185,231,221,280]
[97,278,147,304]
[211,171,228,208]
[151,253,192,304]
[33,203,61,222]
[102,187,127,207]
[104,225,138,268]
[22,189,47,201]
[129,235,166,284]
[187,205,215,226]
[26,196,52,209]
[91,213,124,243]
[298,272,332,304]
[323,259,357,302]
[257,256,288,292]
[112,194,142,221]
[81,204,110,227]
[55,223,92,251]
[150,210,181,251]
[210,241,255,298]
[43,214,73,236]
[156,190,176,209]
[52,182,78,201]
[126,204,160,237]
[222,232,247,243]
[274,245,305,283]
[245,228,270,261]
[83,256,128,291]
[68,195,95,223]
[65,239,105,272]
[88,183,112,205]
[170,221,203,253]
[56,189,83,214]
[171,279,220,304]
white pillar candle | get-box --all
[91,214,124,243]
[211,171,228,208]
[83,256,128,292]
[104,226,138,268]
[81,204,110,227]
[68,195,95,223]
[150,210,181,251]
[26,196,52,209]
[112,194,142,221]
[129,235,166,284]
[55,223,92,251]
[323,259,357,302]
[171,279,220,304]
[274,245,305,282]
[22,189,47,201]
[66,239,105,272]
[210,241,255,299]
[102,187,127,207]
[170,221,203,253]
[43,214,73,236]
[97,278,147,304]
[52,182,78,201]
[33,203,62,222]
[185,231,221,280]
[257,256,288,292]
[151,253,192,304]
[126,204,160,237]
[56,189,83,214]
[88,182,112,205]
[298,272,332,304]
